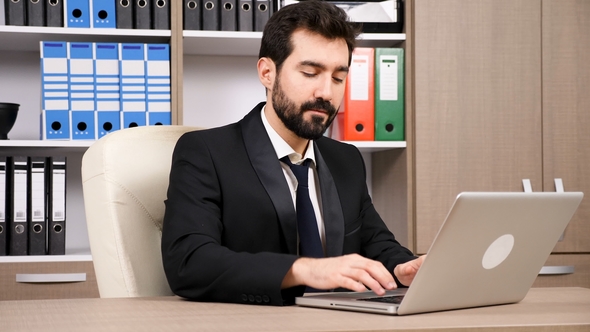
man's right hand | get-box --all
[281,254,397,295]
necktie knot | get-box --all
[281,157,311,188]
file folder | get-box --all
[5,0,26,26]
[0,157,7,256]
[146,44,171,125]
[69,42,96,140]
[202,0,220,30]
[28,157,47,256]
[120,43,147,128]
[134,0,151,29]
[46,0,64,27]
[253,0,270,31]
[9,156,28,256]
[95,43,121,138]
[343,47,374,141]
[27,0,46,26]
[237,0,253,31]
[116,0,134,29]
[374,48,404,141]
[152,0,169,29]
[65,0,91,28]
[184,0,201,30]
[220,0,236,31]
[41,41,70,140]
[47,156,66,255]
[92,0,117,28]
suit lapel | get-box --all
[240,103,298,255]
[314,145,345,257]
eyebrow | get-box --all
[299,60,349,73]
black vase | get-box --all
[0,103,20,140]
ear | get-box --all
[257,57,275,90]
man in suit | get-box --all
[161,0,424,306]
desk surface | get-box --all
[1,287,589,332]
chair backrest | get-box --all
[81,125,199,298]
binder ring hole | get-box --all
[157,0,166,8]
[0,225,3,234]
[51,121,62,131]
[77,122,87,131]
[72,9,83,18]
[49,0,58,5]
[385,123,394,132]
[120,0,130,7]
[33,224,43,234]
[98,10,108,19]
[258,3,268,12]
[242,3,251,11]
[103,122,113,131]
[224,2,233,10]
[355,124,364,132]
[205,1,215,10]
[10,0,19,3]
[187,0,198,9]
[15,224,25,234]
[31,0,40,4]
[155,122,163,125]
[138,0,147,8]
[53,224,63,233]
[129,122,139,128]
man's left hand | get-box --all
[393,255,426,287]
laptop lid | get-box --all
[296,191,584,315]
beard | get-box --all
[271,76,338,140]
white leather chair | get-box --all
[81,125,199,298]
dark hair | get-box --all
[259,0,361,72]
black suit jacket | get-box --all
[161,102,415,306]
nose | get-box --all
[313,74,333,102]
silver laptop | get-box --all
[296,191,584,315]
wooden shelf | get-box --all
[0,26,171,52]
[0,140,93,149]
[183,31,406,56]
[346,141,406,153]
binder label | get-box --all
[350,55,370,101]
[379,55,399,101]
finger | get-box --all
[349,259,397,291]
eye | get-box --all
[333,77,344,84]
[302,72,316,78]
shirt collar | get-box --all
[261,105,316,166]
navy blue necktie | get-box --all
[281,157,324,258]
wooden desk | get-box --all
[1,287,589,331]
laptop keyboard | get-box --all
[357,295,404,304]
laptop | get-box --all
[296,191,584,315]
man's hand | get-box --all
[393,255,426,287]
[282,254,397,295]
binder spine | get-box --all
[183,0,201,30]
[344,47,375,141]
[68,42,96,140]
[5,0,27,26]
[10,156,28,256]
[95,43,122,138]
[134,0,152,29]
[220,0,236,31]
[92,0,117,28]
[152,0,169,30]
[0,158,7,256]
[202,0,220,31]
[46,0,64,27]
[65,0,91,28]
[253,0,270,31]
[116,0,134,29]
[47,157,66,255]
[146,44,171,125]
[28,157,47,255]
[41,41,71,140]
[374,48,404,141]
[27,0,46,26]
[237,0,253,31]
[120,43,148,128]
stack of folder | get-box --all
[0,156,67,256]
[183,0,275,31]
[2,0,170,29]
[331,47,405,142]
[40,41,172,140]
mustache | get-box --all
[300,99,337,116]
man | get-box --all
[161,0,424,306]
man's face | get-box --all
[270,29,349,140]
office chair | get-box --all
[81,125,200,298]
